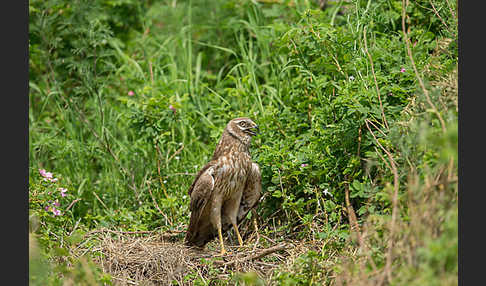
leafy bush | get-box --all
[29,169,79,246]
[29,0,457,284]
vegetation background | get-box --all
[29,0,457,285]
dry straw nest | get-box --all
[77,229,292,285]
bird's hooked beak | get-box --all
[247,124,260,136]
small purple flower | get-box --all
[301,163,308,168]
[53,200,60,207]
[45,205,50,211]
[400,68,406,73]
[52,207,61,216]
[128,90,134,96]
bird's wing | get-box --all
[236,163,262,225]
[188,161,215,196]
[185,162,217,245]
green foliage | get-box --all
[400,209,458,286]
[29,0,457,284]
[29,170,110,285]
[29,169,80,247]
[233,271,266,286]
[274,250,329,285]
[30,232,111,285]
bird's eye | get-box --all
[240,122,247,127]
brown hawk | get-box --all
[184,117,261,255]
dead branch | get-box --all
[155,144,169,198]
[344,177,363,247]
[65,198,81,211]
[363,26,389,130]
[402,0,446,133]
[168,143,185,162]
[429,0,450,32]
[148,60,154,85]
[164,172,196,177]
[84,227,184,239]
[213,243,288,266]
[365,120,400,285]
[147,182,172,226]
[92,191,109,210]
[357,126,362,156]
[444,0,456,20]
[86,228,155,236]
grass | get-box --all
[29,0,457,284]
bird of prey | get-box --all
[184,117,261,255]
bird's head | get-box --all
[226,117,259,141]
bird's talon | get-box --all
[218,250,230,256]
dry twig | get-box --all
[75,232,290,285]
[155,144,169,198]
[402,0,446,134]
[213,243,288,266]
[363,26,389,130]
[365,120,400,285]
[147,182,172,226]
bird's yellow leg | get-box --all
[232,222,244,247]
[218,226,227,255]
[252,209,260,251]
[253,216,259,239]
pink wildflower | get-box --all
[128,90,134,96]
[45,205,50,211]
[169,105,176,114]
[400,68,406,73]
[59,188,67,197]
[301,163,308,167]
[52,207,61,216]
[39,169,53,179]
[40,170,58,182]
